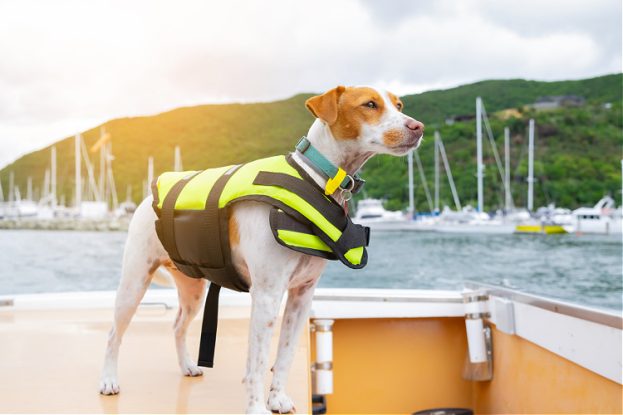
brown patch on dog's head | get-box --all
[305,86,345,125]
[306,86,388,140]
[386,91,403,112]
[331,87,386,140]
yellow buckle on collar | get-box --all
[325,168,347,195]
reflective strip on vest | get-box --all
[276,229,332,253]
[154,154,367,267]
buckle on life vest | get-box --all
[325,167,347,195]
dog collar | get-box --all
[295,137,365,196]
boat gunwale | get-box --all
[312,294,463,303]
[465,280,622,330]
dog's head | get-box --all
[305,85,424,156]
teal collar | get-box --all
[295,137,365,196]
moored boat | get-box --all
[515,223,567,234]
[352,198,412,230]
[566,196,622,235]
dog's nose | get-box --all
[405,119,424,134]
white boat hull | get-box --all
[433,223,516,234]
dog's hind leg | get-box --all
[268,281,318,414]
[169,266,207,377]
[244,282,288,414]
[100,197,165,395]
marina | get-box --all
[354,97,623,236]
[0,89,620,415]
[0,3,621,410]
[2,98,622,237]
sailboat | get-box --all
[514,119,570,234]
[430,98,517,234]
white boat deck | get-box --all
[0,291,310,414]
[1,286,621,412]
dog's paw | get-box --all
[246,404,271,414]
[99,377,120,395]
[267,389,296,414]
[180,361,203,377]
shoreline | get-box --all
[0,218,130,231]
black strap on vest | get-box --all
[198,282,221,367]
[159,171,202,262]
[196,165,241,368]
[200,167,237,269]
[253,170,370,269]
[253,171,346,227]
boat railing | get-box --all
[464,280,622,330]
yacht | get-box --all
[566,196,622,235]
[352,198,411,230]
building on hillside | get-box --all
[532,95,585,110]
[445,113,476,125]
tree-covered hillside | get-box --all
[363,100,622,212]
[1,73,621,212]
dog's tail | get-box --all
[151,265,175,287]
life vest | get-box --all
[151,147,369,367]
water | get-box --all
[0,229,621,311]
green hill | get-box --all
[1,73,621,212]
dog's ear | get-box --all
[305,86,345,125]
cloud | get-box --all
[0,0,620,167]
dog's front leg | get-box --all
[245,283,287,414]
[268,282,316,414]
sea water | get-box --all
[0,229,620,311]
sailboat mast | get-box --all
[504,127,511,211]
[8,171,14,203]
[27,177,32,201]
[437,132,462,211]
[147,156,154,198]
[407,149,414,218]
[476,97,484,212]
[527,119,535,211]
[75,134,82,208]
[107,141,118,210]
[51,146,57,209]
[434,131,440,213]
[414,151,434,213]
[99,144,105,198]
[174,146,182,172]
[43,169,49,202]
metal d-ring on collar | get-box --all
[295,137,366,196]
[341,174,355,201]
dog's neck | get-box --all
[291,119,375,205]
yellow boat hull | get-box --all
[515,224,567,234]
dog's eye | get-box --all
[364,101,377,109]
[396,102,403,111]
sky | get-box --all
[0,0,621,167]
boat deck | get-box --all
[0,300,310,413]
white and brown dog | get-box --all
[99,85,424,413]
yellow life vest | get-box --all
[152,153,369,293]
[151,152,370,368]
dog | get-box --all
[99,85,424,414]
